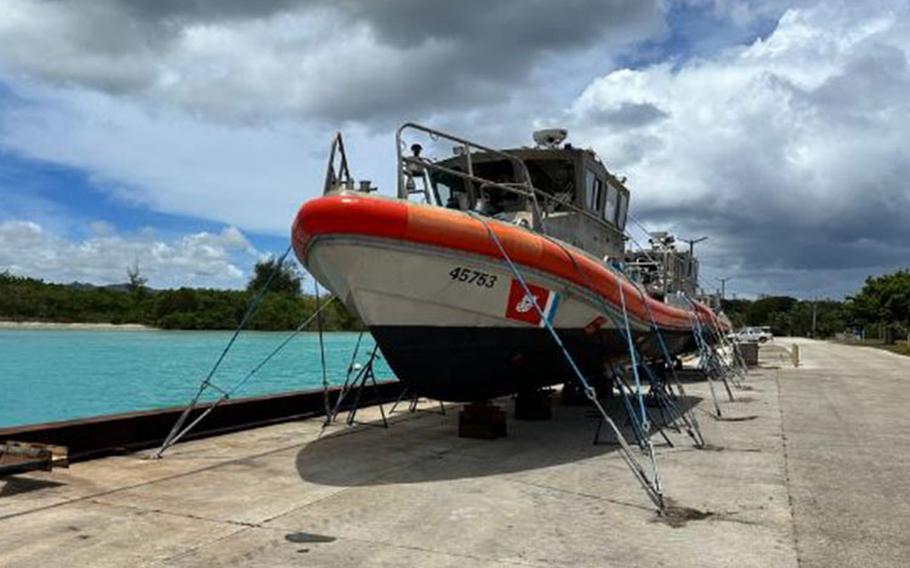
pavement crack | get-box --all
[87,498,260,529]
[507,478,653,513]
[776,367,803,567]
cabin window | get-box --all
[429,157,576,214]
[526,159,575,212]
[616,190,629,230]
[432,178,453,207]
[585,169,603,212]
[431,173,468,209]
[604,181,619,224]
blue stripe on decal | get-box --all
[546,293,560,324]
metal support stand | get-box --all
[711,327,749,387]
[389,388,446,416]
[701,329,744,391]
[323,346,389,429]
[644,370,682,435]
[475,214,665,513]
[544,231,704,450]
[612,368,673,448]
[684,298,735,417]
[647,364,704,447]
[636,293,706,448]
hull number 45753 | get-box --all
[449,267,497,288]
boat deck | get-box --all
[2,340,909,567]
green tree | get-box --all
[126,261,147,294]
[247,256,301,296]
[745,296,798,331]
[847,270,910,342]
[720,298,750,328]
[0,262,360,332]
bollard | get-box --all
[792,344,800,367]
[738,341,759,366]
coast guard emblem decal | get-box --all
[505,279,559,327]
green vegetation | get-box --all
[2,260,907,340]
[870,341,910,357]
[721,296,848,338]
[721,269,909,343]
[0,258,361,331]
[845,270,910,343]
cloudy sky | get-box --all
[0,0,907,297]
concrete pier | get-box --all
[1,339,908,567]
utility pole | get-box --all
[716,276,733,300]
[680,236,708,297]
[811,297,818,338]
[680,236,708,257]
[679,236,708,276]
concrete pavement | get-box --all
[778,338,910,567]
[0,340,907,566]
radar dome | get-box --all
[532,128,567,148]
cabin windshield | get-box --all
[430,157,575,214]
[526,159,575,211]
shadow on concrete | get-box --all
[0,476,66,497]
[295,395,701,487]
[674,369,710,383]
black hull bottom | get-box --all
[371,326,698,402]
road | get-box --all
[778,338,910,567]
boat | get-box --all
[291,124,726,402]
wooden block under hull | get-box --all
[458,403,507,439]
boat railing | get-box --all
[323,132,354,195]
[322,123,626,242]
[395,123,628,237]
[395,122,546,231]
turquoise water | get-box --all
[0,329,395,428]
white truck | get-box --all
[730,326,773,343]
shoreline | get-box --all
[0,320,153,331]
[0,320,364,333]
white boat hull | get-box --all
[308,235,695,401]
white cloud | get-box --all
[0,80,399,234]
[0,0,907,298]
[565,0,910,296]
[0,220,259,288]
[0,0,694,243]
[0,0,663,123]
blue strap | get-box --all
[615,279,650,430]
[539,236,653,431]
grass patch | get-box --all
[842,339,910,357]
[880,341,910,357]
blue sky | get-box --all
[1,0,908,298]
[0,147,289,250]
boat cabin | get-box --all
[400,127,630,260]
[625,232,700,299]
[321,124,632,261]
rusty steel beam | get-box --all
[0,381,402,463]
[0,441,69,476]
